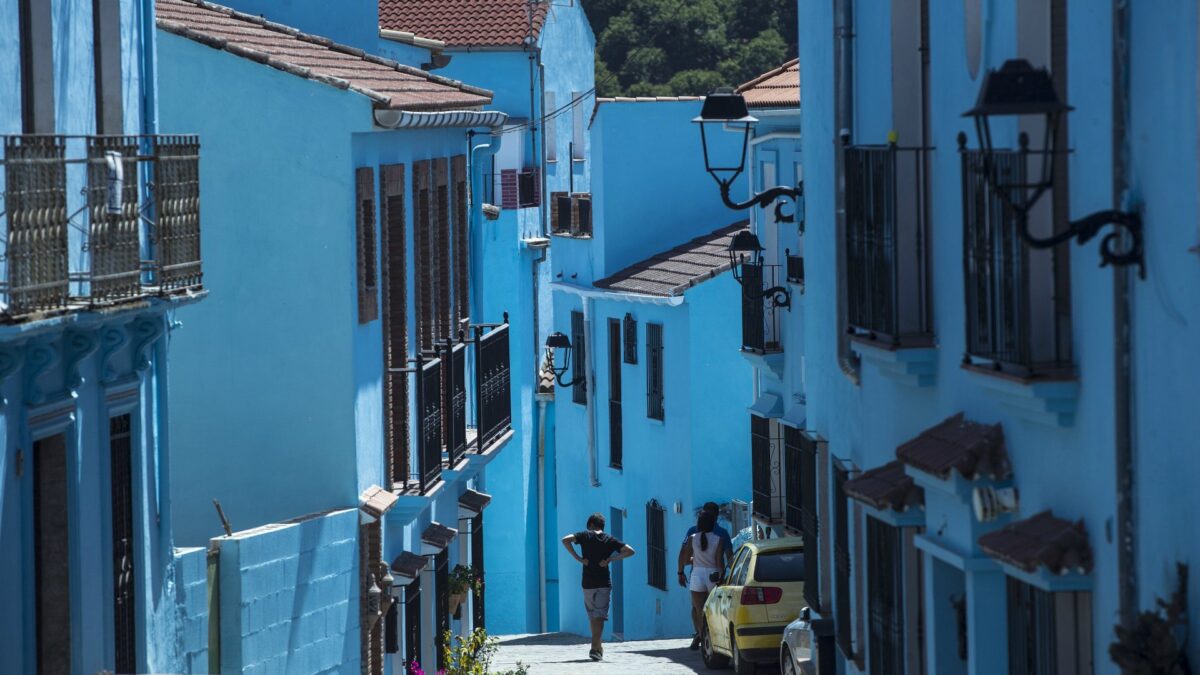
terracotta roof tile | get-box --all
[843,460,924,512]
[458,489,492,515]
[978,511,1093,575]
[737,59,800,110]
[421,521,458,550]
[157,0,492,111]
[378,0,549,48]
[593,221,748,297]
[359,485,398,518]
[897,413,1011,481]
[390,551,427,579]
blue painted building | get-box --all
[0,0,206,671]
[726,0,1200,672]
[156,0,514,672]
[548,98,754,641]
[377,0,598,635]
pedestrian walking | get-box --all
[678,511,726,650]
[561,512,636,661]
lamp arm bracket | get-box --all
[719,181,801,223]
[1019,208,1145,278]
[744,284,792,310]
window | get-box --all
[356,168,379,324]
[434,158,452,343]
[18,0,54,133]
[751,415,774,523]
[472,513,486,629]
[866,517,905,675]
[403,578,421,671]
[731,549,752,586]
[518,169,540,208]
[551,192,572,234]
[572,194,592,237]
[570,310,587,404]
[1007,578,1093,675]
[752,550,804,583]
[546,91,557,162]
[93,0,123,133]
[360,520,384,675]
[607,318,622,469]
[414,161,433,349]
[622,314,637,364]
[646,500,666,590]
[646,323,663,420]
[452,155,469,327]
[380,164,407,486]
[834,461,854,659]
[34,433,71,675]
[434,550,449,671]
[110,414,136,673]
[784,427,822,612]
[572,90,585,160]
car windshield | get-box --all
[753,549,804,582]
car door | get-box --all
[708,547,747,652]
[719,548,753,651]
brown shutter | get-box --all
[414,161,432,351]
[380,164,408,486]
[451,155,469,327]
[359,520,384,675]
[434,158,452,343]
[500,169,518,210]
[550,191,569,234]
[356,167,379,323]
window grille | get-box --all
[866,517,905,675]
[571,310,587,404]
[442,341,467,469]
[403,579,421,672]
[646,500,667,590]
[646,323,664,420]
[1007,578,1093,675]
[355,167,379,323]
[414,161,433,350]
[434,158,451,343]
[380,164,408,487]
[750,415,780,522]
[834,461,855,659]
[740,262,783,353]
[415,352,443,492]
[474,321,512,452]
[472,513,486,629]
[607,318,623,469]
[110,414,136,673]
[434,550,449,671]
[785,427,822,612]
[359,520,384,675]
[622,314,637,364]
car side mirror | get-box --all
[801,606,811,621]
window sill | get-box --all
[739,348,785,379]
[850,335,938,388]
[960,362,1079,428]
[550,231,593,240]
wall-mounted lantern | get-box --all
[727,230,791,309]
[693,88,802,222]
[963,58,1144,276]
[545,332,582,387]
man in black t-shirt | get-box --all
[561,512,636,661]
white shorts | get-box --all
[689,566,720,593]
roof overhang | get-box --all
[374,109,509,130]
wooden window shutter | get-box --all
[451,155,469,327]
[414,160,433,351]
[646,500,666,590]
[570,310,586,404]
[572,194,592,237]
[380,164,408,486]
[500,169,519,210]
[355,167,379,323]
[434,158,451,343]
[646,322,664,420]
[623,313,637,364]
[550,192,569,234]
[359,520,384,675]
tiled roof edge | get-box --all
[737,58,801,94]
[157,0,494,105]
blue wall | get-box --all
[174,545,211,673]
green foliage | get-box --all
[448,564,482,596]
[1109,563,1192,675]
[439,628,530,675]
[584,0,797,96]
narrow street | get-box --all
[493,633,784,674]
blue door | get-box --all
[610,507,624,640]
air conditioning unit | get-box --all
[972,485,1019,522]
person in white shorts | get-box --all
[677,511,725,650]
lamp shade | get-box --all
[728,230,766,255]
[693,88,758,125]
[545,332,572,350]
[963,59,1073,118]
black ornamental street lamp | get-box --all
[545,331,582,387]
[693,88,802,222]
[727,229,790,309]
[963,58,1144,276]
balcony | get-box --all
[405,318,512,495]
[741,262,784,354]
[0,134,203,320]
[844,144,931,346]
[960,141,1071,377]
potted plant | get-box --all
[448,564,482,619]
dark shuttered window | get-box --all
[623,313,637,364]
[646,322,664,420]
[414,161,433,350]
[646,500,667,590]
[380,164,408,486]
[835,461,854,659]
[785,426,821,612]
[1007,579,1093,675]
[866,517,905,675]
[434,158,452,343]
[355,167,379,323]
[452,155,469,327]
[608,318,623,469]
[571,310,587,404]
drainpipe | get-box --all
[1112,0,1137,629]
[835,0,861,384]
[536,397,549,631]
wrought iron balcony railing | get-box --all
[0,134,202,319]
[960,143,1071,376]
[741,262,784,354]
[750,414,783,524]
[414,349,444,492]
[472,318,511,453]
[844,144,931,346]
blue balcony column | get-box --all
[923,555,967,675]
[965,567,1009,675]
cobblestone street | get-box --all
[493,633,783,674]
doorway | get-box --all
[34,432,70,675]
[609,507,624,640]
[110,414,137,673]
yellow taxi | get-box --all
[701,536,806,674]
